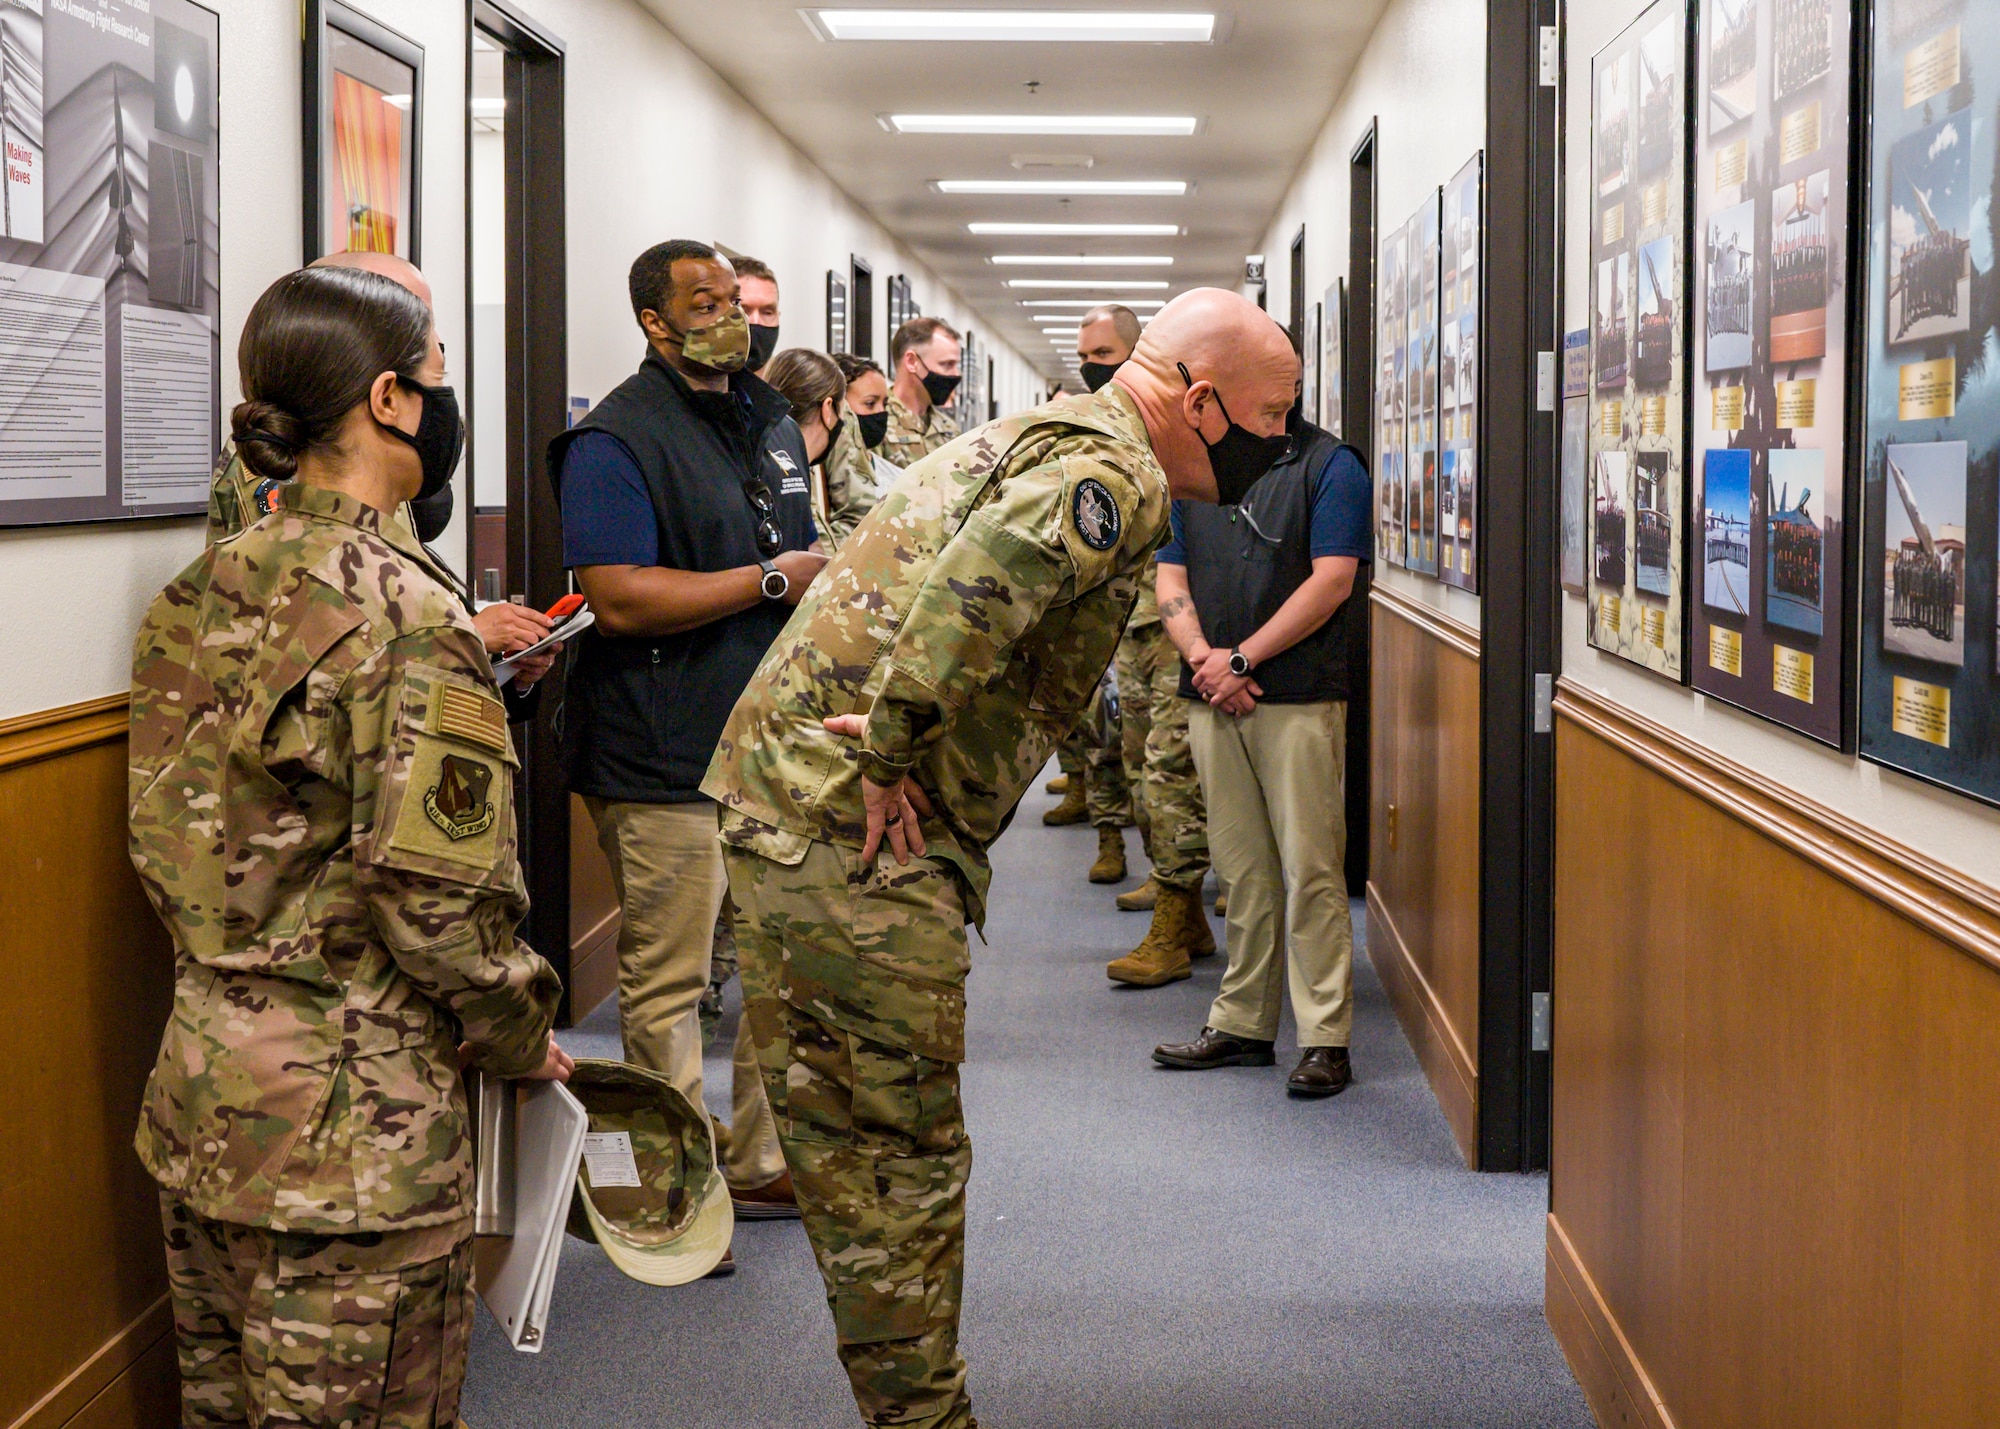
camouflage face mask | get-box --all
[678,305,751,373]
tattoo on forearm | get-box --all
[1160,595,1192,620]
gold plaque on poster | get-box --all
[1779,103,1822,165]
[1904,27,1961,109]
[1598,592,1623,637]
[1463,276,1475,306]
[1891,676,1950,747]
[1641,395,1667,436]
[1600,400,1624,438]
[1602,203,1626,245]
[1898,358,1956,420]
[1716,139,1748,190]
[1642,182,1667,228]
[1461,548,1472,575]
[1709,625,1743,677]
[1773,645,1814,703]
[1643,605,1667,649]
[1776,380,1816,428]
[1712,386,1745,430]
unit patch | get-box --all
[252,477,287,517]
[425,754,497,840]
[1071,478,1121,551]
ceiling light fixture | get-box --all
[807,11,1217,43]
[991,255,1173,267]
[1006,279,1172,290]
[1018,298,1167,309]
[970,222,1183,237]
[887,114,1198,135]
[936,179,1188,196]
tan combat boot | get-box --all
[1089,826,1127,883]
[1106,885,1215,986]
[1115,875,1159,911]
[1043,782,1089,825]
[1045,773,1070,795]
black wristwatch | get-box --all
[1228,649,1253,677]
[759,559,789,601]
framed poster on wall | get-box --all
[1322,277,1344,437]
[305,1,422,263]
[1858,1,2000,805]
[1589,0,1692,680]
[1405,189,1441,575]
[1377,220,1408,566]
[1440,152,1483,591]
[0,0,221,529]
[825,271,848,353]
[1689,0,1855,747]
[1302,301,1321,428]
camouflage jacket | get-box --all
[881,391,960,470]
[816,408,884,554]
[208,438,421,548]
[130,481,560,1234]
[703,386,1170,922]
[1129,561,1161,628]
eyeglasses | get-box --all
[742,476,784,556]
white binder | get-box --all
[473,1078,588,1352]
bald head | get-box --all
[309,250,434,313]
[1115,287,1299,501]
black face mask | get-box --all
[1177,362,1292,505]
[410,482,454,544]
[917,359,962,407]
[387,379,465,503]
[747,322,780,371]
[856,409,889,449]
[1079,361,1119,393]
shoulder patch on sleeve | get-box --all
[1071,478,1122,551]
[432,682,508,753]
[375,665,519,882]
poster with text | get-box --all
[1405,189,1441,575]
[1439,152,1482,591]
[1321,277,1343,438]
[1860,1,2000,805]
[0,0,219,528]
[1377,220,1407,566]
[1691,0,1853,746]
[1589,0,1690,679]
[1302,301,1320,431]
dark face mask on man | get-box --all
[856,410,889,449]
[746,322,780,372]
[1079,361,1119,393]
[915,355,961,407]
[386,378,466,504]
[1176,361,1291,505]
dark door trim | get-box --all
[467,0,575,1016]
[1345,124,1378,899]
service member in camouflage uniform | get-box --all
[703,289,1300,1429]
[131,267,568,1428]
[881,316,963,470]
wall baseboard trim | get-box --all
[1370,584,1482,661]
[0,694,129,773]
[567,908,621,1024]
[1545,1215,1676,1429]
[1555,680,2000,975]
[1365,883,1478,1167]
[10,1295,171,1429]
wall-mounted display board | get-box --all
[0,0,221,529]
[1589,0,1691,680]
[951,327,985,431]
[1405,189,1441,574]
[825,271,848,353]
[1562,328,1591,592]
[1377,220,1408,566]
[305,1,422,263]
[1690,0,1856,746]
[1321,277,1344,437]
[1440,153,1483,591]
[1302,300,1321,428]
[1859,1,2000,805]
[887,273,917,331]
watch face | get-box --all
[1230,651,1251,675]
[762,569,787,599]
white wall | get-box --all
[1256,0,1488,631]
[0,0,1041,722]
[1560,0,2000,885]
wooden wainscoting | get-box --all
[1550,681,2000,1428]
[0,698,177,1429]
[568,792,622,1022]
[1366,587,1482,1166]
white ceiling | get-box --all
[635,2,1391,381]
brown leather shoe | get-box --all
[1153,1026,1277,1069]
[1043,783,1089,825]
[731,1169,803,1220]
[705,1247,737,1278]
[1287,1046,1352,1098]
[1089,826,1127,883]
[1213,890,1228,917]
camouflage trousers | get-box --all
[1055,686,1131,829]
[725,841,977,1429]
[1115,620,1209,888]
[160,1192,472,1428]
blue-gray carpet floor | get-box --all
[464,773,1592,1428]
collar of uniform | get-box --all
[279,480,450,578]
[886,390,935,435]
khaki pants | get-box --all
[586,797,784,1191]
[1187,701,1353,1048]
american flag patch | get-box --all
[436,683,507,752]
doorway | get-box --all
[1344,125,1378,900]
[850,255,874,359]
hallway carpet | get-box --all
[464,774,1592,1428]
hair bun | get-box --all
[231,398,308,479]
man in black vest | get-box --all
[1147,416,1372,1098]
[550,241,827,1245]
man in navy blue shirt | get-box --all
[1140,419,1372,1099]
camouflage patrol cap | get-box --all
[564,1059,733,1286]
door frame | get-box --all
[1345,122,1378,900]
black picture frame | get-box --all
[826,270,848,352]
[304,0,425,265]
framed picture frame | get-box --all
[1321,277,1344,437]
[826,271,848,353]
[1302,301,1321,429]
[304,1,424,264]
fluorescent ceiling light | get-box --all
[809,11,1216,43]
[888,114,1198,136]
[937,179,1187,196]
[1019,298,1166,309]
[1006,279,1171,290]
[992,255,1172,266]
[971,222,1183,237]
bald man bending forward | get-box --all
[703,288,1299,1428]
